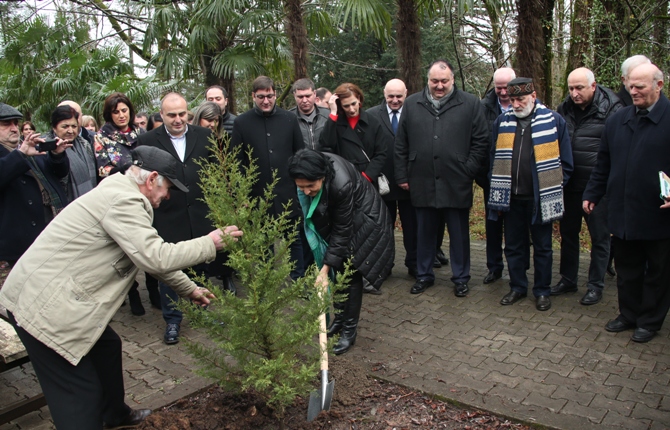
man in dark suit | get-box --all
[584,63,670,343]
[477,67,515,284]
[231,76,305,279]
[395,60,489,298]
[367,79,418,281]
[137,92,216,345]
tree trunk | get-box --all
[652,0,669,74]
[483,0,504,67]
[516,0,554,104]
[283,0,309,80]
[202,36,237,114]
[396,0,423,94]
[593,0,628,89]
[564,0,592,90]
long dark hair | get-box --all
[288,149,335,182]
[102,92,136,129]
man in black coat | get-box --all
[584,64,670,343]
[231,76,306,279]
[137,92,216,345]
[367,78,418,279]
[395,59,489,298]
[477,67,515,284]
[553,68,622,306]
[206,85,237,135]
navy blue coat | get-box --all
[0,148,69,261]
[583,93,670,240]
[487,101,574,225]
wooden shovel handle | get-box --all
[319,312,328,371]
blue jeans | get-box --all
[159,263,209,325]
[504,198,553,297]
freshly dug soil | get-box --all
[139,354,531,430]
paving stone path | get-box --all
[1,235,669,429]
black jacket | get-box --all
[0,147,69,261]
[221,110,237,136]
[395,87,489,208]
[584,93,670,240]
[289,106,331,150]
[365,102,409,201]
[616,84,633,107]
[137,125,214,243]
[319,110,389,184]
[231,106,304,217]
[311,153,394,287]
[481,89,504,128]
[557,85,622,191]
[477,89,505,188]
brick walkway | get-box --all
[1,235,669,429]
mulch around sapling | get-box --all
[139,353,532,430]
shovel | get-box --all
[307,287,334,421]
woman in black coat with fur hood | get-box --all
[288,149,394,354]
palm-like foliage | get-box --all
[0,12,155,127]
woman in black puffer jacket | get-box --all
[288,149,394,355]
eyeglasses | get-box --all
[255,93,276,101]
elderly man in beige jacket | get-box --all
[0,146,242,430]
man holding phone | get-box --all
[0,103,71,267]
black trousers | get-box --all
[613,237,670,331]
[384,198,417,270]
[559,189,610,290]
[416,207,471,284]
[8,312,131,429]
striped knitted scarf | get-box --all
[488,102,564,223]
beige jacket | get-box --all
[0,173,216,365]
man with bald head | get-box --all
[584,64,670,342]
[137,92,218,345]
[552,67,621,306]
[367,78,418,279]
[478,67,516,284]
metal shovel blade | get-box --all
[307,370,334,422]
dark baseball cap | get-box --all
[130,146,189,193]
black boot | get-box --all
[327,300,345,338]
[128,281,145,316]
[333,276,363,355]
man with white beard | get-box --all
[487,78,573,311]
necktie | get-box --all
[638,109,649,116]
[391,110,398,135]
